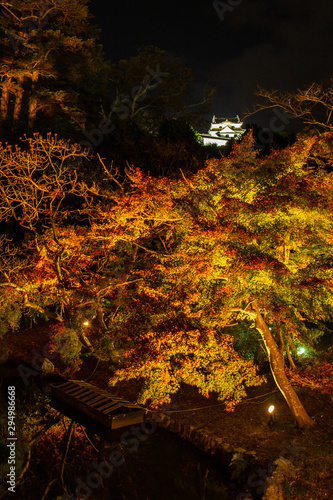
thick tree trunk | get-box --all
[12,76,25,135]
[0,81,10,138]
[250,301,314,429]
[28,71,39,134]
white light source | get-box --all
[268,405,276,424]
[83,320,89,326]
[298,347,305,355]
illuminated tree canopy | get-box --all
[1,131,333,428]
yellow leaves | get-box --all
[171,300,182,307]
[288,135,317,174]
[35,246,49,268]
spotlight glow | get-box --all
[268,405,275,414]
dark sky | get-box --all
[89,0,333,126]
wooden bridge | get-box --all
[51,379,146,434]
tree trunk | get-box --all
[250,301,314,429]
[28,71,39,134]
[275,318,284,366]
[286,340,296,370]
[12,76,25,135]
[0,81,10,138]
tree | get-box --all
[104,133,333,428]
[0,134,94,328]
[0,0,110,137]
[106,45,214,134]
[90,166,264,408]
[246,76,333,132]
[0,134,263,408]
[2,132,333,429]
[181,133,333,428]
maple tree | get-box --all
[0,134,263,410]
[103,132,333,428]
[1,131,333,430]
[286,362,333,398]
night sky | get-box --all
[89,0,333,126]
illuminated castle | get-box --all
[201,115,246,146]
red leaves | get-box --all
[286,364,333,396]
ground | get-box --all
[2,321,333,499]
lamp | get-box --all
[268,405,276,425]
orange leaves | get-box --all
[286,364,333,396]
[3,131,333,408]
[108,313,264,407]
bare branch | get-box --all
[244,78,333,131]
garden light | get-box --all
[83,320,89,326]
[268,405,276,424]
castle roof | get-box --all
[212,115,242,124]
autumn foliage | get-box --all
[286,363,333,397]
[1,131,333,418]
